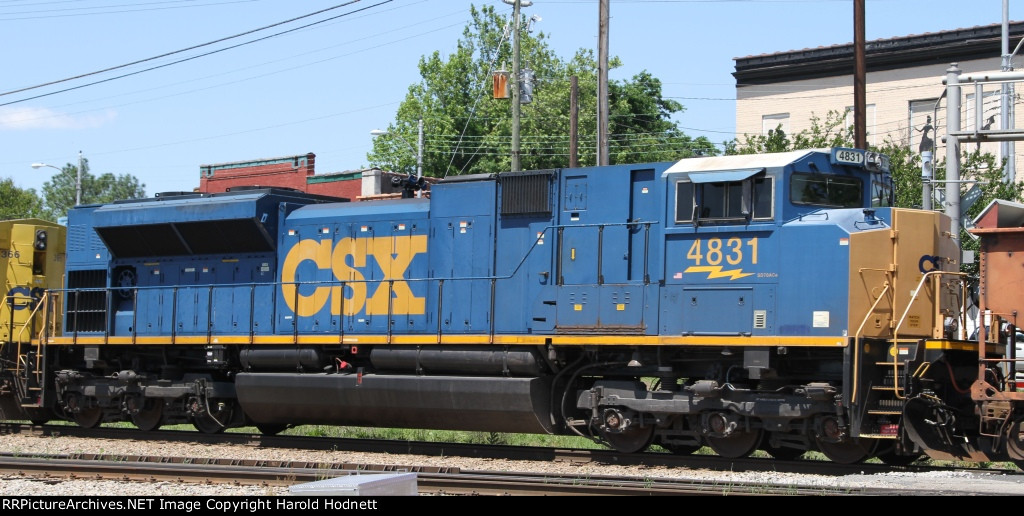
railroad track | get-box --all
[1,422,1016,496]
[0,453,908,496]
[0,422,1009,478]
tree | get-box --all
[0,179,44,221]
[368,5,715,178]
[39,157,146,220]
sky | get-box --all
[0,0,1013,196]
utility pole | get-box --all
[597,0,610,166]
[504,0,532,172]
[853,0,866,150]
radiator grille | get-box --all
[500,171,553,217]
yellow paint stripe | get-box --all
[923,339,989,352]
[44,334,849,347]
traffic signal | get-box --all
[34,229,47,250]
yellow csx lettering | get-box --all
[281,236,427,317]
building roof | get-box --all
[734,21,1024,85]
[199,152,315,171]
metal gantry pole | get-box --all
[945,63,962,250]
[416,118,424,181]
[1002,1,1016,183]
[76,151,83,206]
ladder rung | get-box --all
[868,410,902,415]
[858,434,899,439]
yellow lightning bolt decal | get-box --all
[684,266,754,280]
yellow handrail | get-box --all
[891,270,967,400]
[14,291,48,343]
[851,280,892,405]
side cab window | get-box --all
[675,175,774,225]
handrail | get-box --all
[851,280,892,405]
[891,270,968,400]
[11,293,43,343]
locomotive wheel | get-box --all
[131,400,164,432]
[192,413,226,434]
[603,424,655,454]
[192,412,226,434]
[706,428,762,458]
[190,401,235,434]
[815,437,877,464]
[73,407,103,429]
[1006,417,1024,461]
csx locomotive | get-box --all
[3,147,1023,467]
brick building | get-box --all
[197,153,432,200]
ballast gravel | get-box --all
[1,433,1023,496]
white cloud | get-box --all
[0,106,116,130]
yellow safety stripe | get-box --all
[42,334,849,347]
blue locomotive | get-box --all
[10,147,1016,466]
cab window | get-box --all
[790,173,862,208]
[675,176,774,224]
[871,176,893,207]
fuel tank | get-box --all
[235,372,554,434]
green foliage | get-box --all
[368,4,714,177]
[39,157,146,220]
[0,179,45,220]
[951,148,1024,275]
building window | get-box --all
[762,113,790,136]
[965,90,1000,132]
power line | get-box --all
[0,0,261,20]
[0,0,375,101]
[1,1,458,125]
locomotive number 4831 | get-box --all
[833,149,865,165]
[686,238,759,266]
